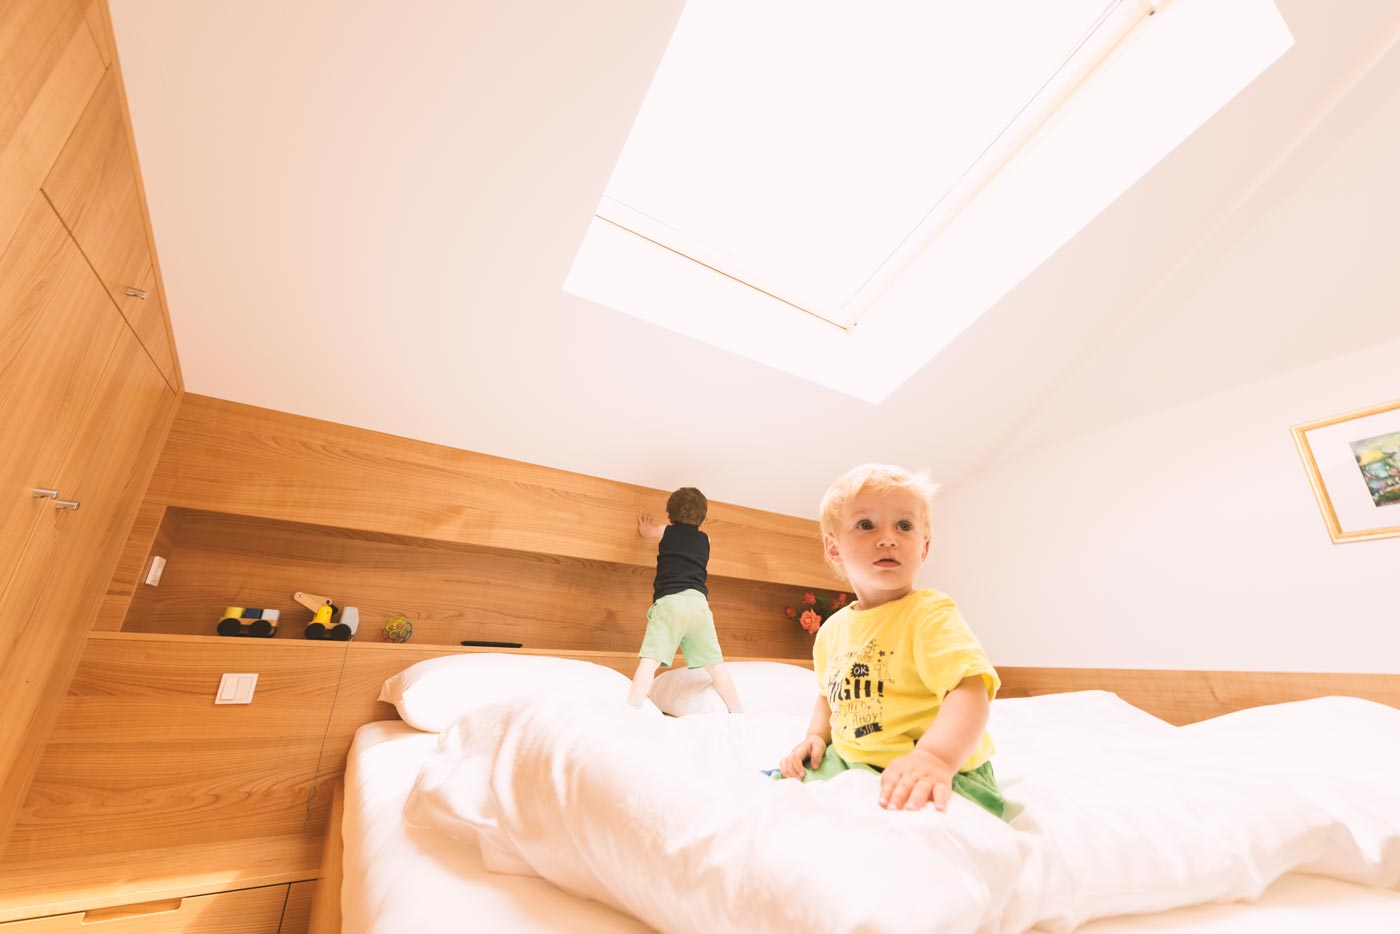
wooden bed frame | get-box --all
[303,657,1400,932]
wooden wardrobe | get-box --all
[0,0,181,856]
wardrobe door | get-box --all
[124,263,177,387]
[0,197,170,851]
[0,197,123,617]
[42,72,152,324]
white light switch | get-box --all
[215,672,258,705]
[144,555,167,586]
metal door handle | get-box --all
[53,499,81,510]
[124,287,148,299]
[33,488,59,499]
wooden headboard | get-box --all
[8,632,1398,869]
[3,630,1396,922]
[996,666,1400,726]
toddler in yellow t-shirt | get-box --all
[775,464,1005,818]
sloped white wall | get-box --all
[927,336,1400,672]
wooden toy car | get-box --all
[216,606,281,638]
[294,591,357,640]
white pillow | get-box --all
[379,653,656,731]
[650,661,817,718]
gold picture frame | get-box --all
[1292,397,1400,543]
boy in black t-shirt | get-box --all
[626,487,742,712]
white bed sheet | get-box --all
[343,718,1400,934]
[342,720,648,934]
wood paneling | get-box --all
[5,634,813,872]
[92,500,172,631]
[0,197,122,601]
[81,0,112,68]
[41,72,155,347]
[280,882,315,934]
[4,636,341,865]
[124,262,177,384]
[0,0,104,256]
[307,791,340,934]
[122,508,814,659]
[0,195,175,854]
[0,833,318,925]
[997,666,1400,726]
[91,0,183,391]
[147,395,844,590]
[0,885,289,933]
[1,0,182,855]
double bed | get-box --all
[330,657,1400,933]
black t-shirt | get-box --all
[653,523,709,601]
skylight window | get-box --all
[567,0,1294,402]
[598,0,1147,327]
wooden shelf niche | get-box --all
[107,506,819,661]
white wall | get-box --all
[927,336,1400,673]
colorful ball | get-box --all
[381,615,413,643]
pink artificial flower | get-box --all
[800,609,821,634]
[802,592,816,605]
[784,606,796,619]
[836,593,848,604]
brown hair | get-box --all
[666,487,708,526]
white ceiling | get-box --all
[112,0,1400,521]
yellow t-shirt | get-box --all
[813,589,999,771]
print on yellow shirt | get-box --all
[814,589,1000,771]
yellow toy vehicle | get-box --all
[216,607,281,638]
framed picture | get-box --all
[1292,397,1400,543]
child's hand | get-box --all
[637,514,664,539]
[879,748,957,812]
[778,734,825,779]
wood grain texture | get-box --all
[306,788,341,934]
[81,0,112,67]
[4,635,339,864]
[997,666,1400,725]
[0,833,317,924]
[0,197,122,604]
[146,395,843,590]
[122,508,816,660]
[0,0,181,870]
[124,262,177,385]
[0,885,289,933]
[0,0,104,258]
[41,71,152,341]
[0,196,175,854]
[281,881,315,934]
[92,500,170,631]
[6,633,812,872]
[91,0,183,391]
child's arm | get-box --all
[778,695,832,779]
[636,514,665,540]
[878,676,989,812]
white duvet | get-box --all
[405,691,1400,933]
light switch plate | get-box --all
[144,555,167,586]
[215,672,258,705]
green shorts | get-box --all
[769,746,1007,820]
[638,589,724,669]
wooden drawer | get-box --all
[0,885,289,933]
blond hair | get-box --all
[819,464,939,575]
